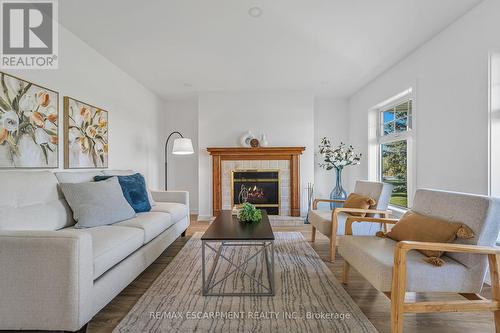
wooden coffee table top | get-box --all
[201,210,274,241]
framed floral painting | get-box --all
[64,96,108,168]
[0,72,59,168]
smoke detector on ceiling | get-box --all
[248,7,263,18]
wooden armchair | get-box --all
[339,189,500,333]
[308,180,393,262]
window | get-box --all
[381,100,412,135]
[377,96,414,208]
[381,141,408,207]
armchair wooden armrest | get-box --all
[389,240,500,332]
[395,240,500,255]
[334,207,392,216]
[324,207,392,262]
[345,215,398,235]
[312,198,345,209]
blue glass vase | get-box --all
[330,167,347,209]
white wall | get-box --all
[198,92,315,219]
[313,98,350,209]
[347,0,500,198]
[163,98,199,212]
[490,52,500,197]
[5,25,165,188]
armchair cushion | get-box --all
[308,210,381,237]
[343,193,376,217]
[338,236,482,293]
[384,210,474,261]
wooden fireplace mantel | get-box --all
[207,147,305,217]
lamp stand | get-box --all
[164,131,183,190]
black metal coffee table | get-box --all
[201,210,275,296]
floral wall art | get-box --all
[64,96,108,168]
[0,72,59,168]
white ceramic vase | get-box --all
[260,134,269,147]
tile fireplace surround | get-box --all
[223,160,288,215]
[207,147,305,217]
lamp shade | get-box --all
[172,138,194,155]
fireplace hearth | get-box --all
[232,170,280,215]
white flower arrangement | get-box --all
[318,137,362,171]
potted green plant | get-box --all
[237,202,262,223]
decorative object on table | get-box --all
[0,72,59,168]
[164,131,194,190]
[63,96,108,169]
[260,133,269,147]
[239,130,255,147]
[304,182,314,224]
[237,202,262,223]
[231,205,240,216]
[94,173,151,213]
[318,137,362,209]
[249,137,260,147]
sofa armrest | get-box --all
[0,230,94,331]
[152,190,189,206]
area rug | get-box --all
[114,232,378,333]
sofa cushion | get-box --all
[60,177,136,228]
[151,202,188,223]
[308,210,381,237]
[70,225,144,279]
[0,171,73,230]
[116,212,174,243]
[338,236,481,293]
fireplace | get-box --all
[231,170,280,215]
[207,147,305,217]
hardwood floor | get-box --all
[87,217,495,333]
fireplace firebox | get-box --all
[231,169,280,215]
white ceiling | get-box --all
[59,0,482,100]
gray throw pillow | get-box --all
[60,177,136,228]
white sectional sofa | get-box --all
[0,170,190,331]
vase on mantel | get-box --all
[329,167,347,209]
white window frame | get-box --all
[369,88,416,211]
[488,51,500,245]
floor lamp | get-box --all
[164,131,194,190]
